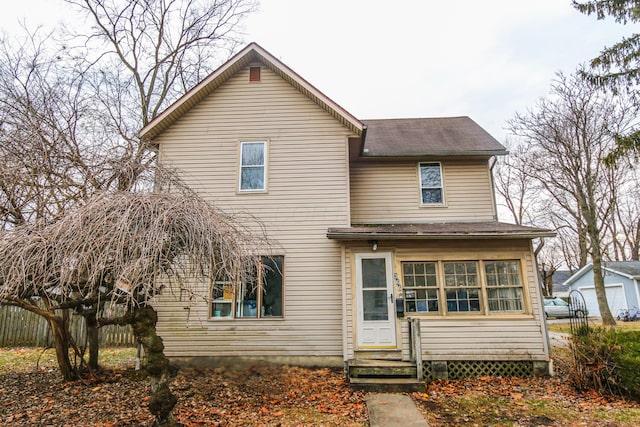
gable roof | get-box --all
[140,43,506,159]
[139,42,364,141]
[565,261,640,286]
[360,117,507,157]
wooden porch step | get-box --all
[349,377,425,392]
[349,359,417,378]
[347,359,424,392]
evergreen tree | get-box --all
[574,1,640,162]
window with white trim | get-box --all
[239,141,266,191]
[485,260,523,312]
[419,162,444,205]
[402,259,525,315]
[211,256,283,319]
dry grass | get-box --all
[548,320,640,334]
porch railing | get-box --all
[407,317,423,381]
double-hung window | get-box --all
[419,162,444,205]
[211,256,284,319]
[444,261,481,312]
[239,141,266,191]
[402,262,439,313]
[485,260,523,312]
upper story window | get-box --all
[419,162,444,205]
[239,141,266,191]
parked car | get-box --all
[543,298,588,318]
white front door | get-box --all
[355,252,397,349]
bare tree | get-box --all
[494,140,542,226]
[1,0,258,372]
[509,72,637,326]
[606,168,640,261]
[0,30,105,228]
[0,185,268,426]
[536,240,566,297]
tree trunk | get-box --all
[130,305,180,427]
[85,311,100,370]
[592,251,616,327]
[47,311,77,381]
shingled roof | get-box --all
[140,43,506,159]
[360,117,507,157]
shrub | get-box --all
[570,327,640,401]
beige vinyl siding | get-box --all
[155,64,353,359]
[350,159,496,223]
[345,240,548,362]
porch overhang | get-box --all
[327,222,556,240]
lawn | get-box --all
[1,345,640,426]
[547,319,640,334]
[415,346,640,426]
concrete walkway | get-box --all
[366,393,428,427]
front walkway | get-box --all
[365,393,428,427]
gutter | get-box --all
[359,149,508,158]
[326,231,557,240]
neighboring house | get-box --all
[139,42,554,384]
[565,261,640,318]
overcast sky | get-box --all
[1,0,632,142]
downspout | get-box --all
[359,125,368,156]
[489,156,499,221]
[531,239,552,373]
[340,245,349,373]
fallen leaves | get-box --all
[2,347,640,426]
[172,365,367,426]
[412,350,640,426]
[0,360,367,426]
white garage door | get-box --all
[579,284,627,317]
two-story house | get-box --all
[140,43,554,386]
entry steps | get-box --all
[348,359,425,392]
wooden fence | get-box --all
[0,304,135,348]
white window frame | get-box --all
[418,162,444,205]
[239,141,267,192]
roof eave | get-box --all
[603,267,639,280]
[360,149,508,158]
[326,231,556,240]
